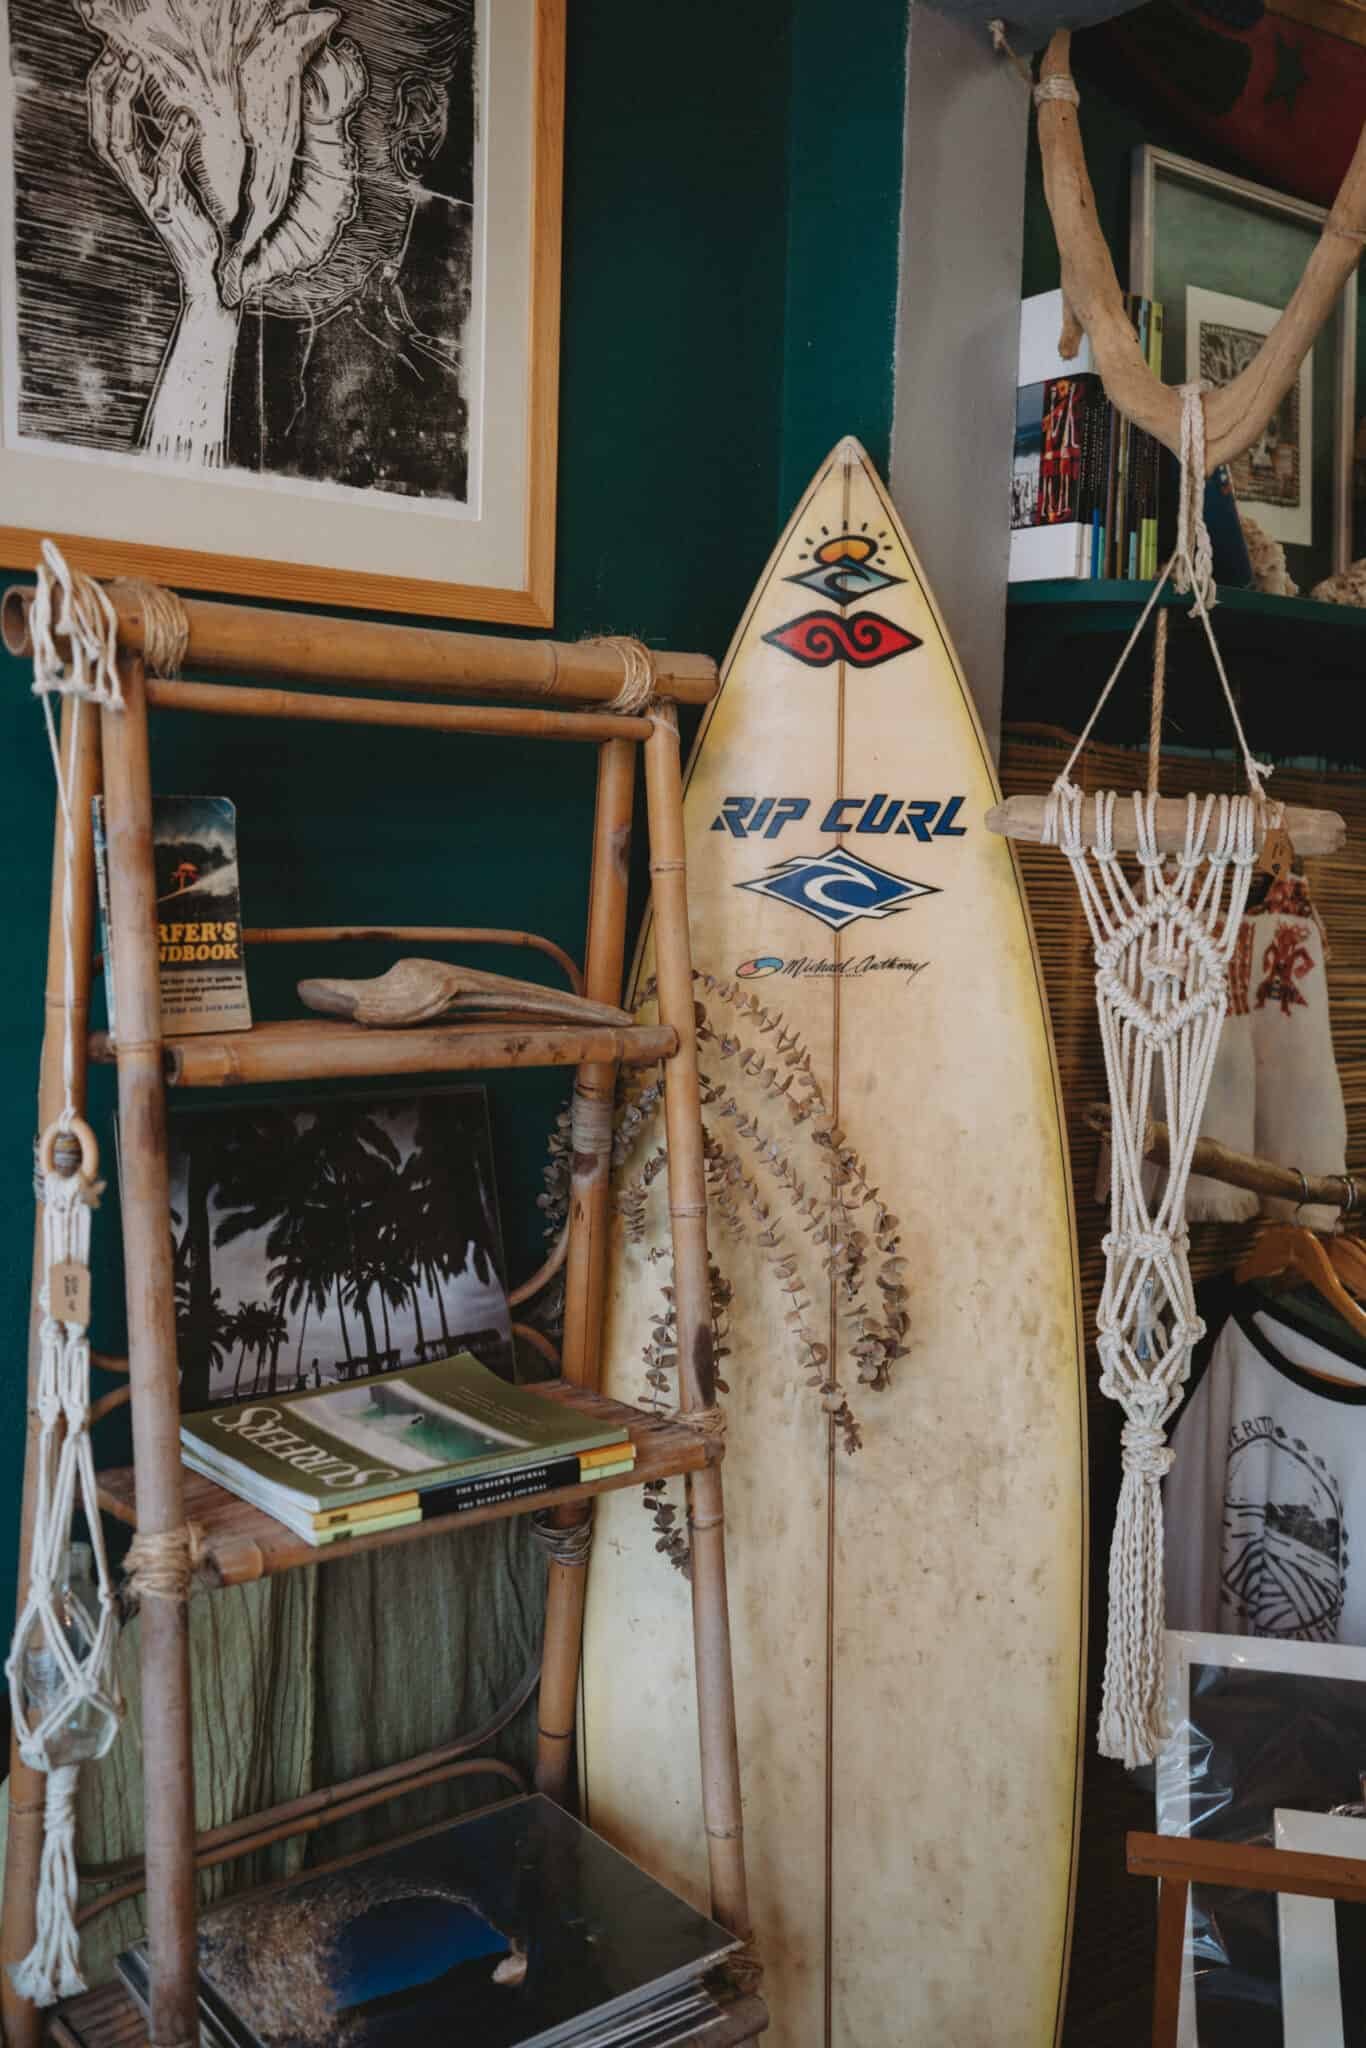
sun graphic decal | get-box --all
[786,523,905,606]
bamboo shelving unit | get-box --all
[0,585,762,2047]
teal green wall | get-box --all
[0,2,907,1632]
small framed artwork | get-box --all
[1131,144,1357,591]
[1156,1630,1366,2046]
[0,0,564,624]
[1275,1809,1366,2048]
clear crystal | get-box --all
[20,1546,108,1764]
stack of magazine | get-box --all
[118,1796,737,2048]
[181,1352,636,1545]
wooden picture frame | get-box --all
[0,0,564,626]
[1129,143,1357,590]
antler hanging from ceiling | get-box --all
[1035,29,1366,471]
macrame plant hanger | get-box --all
[5,542,126,2002]
[1042,386,1272,1768]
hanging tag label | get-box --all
[50,1261,90,1326]
[1257,823,1295,882]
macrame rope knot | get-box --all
[1120,1420,1175,1482]
[123,1523,206,1606]
[29,542,124,710]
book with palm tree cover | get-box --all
[180,1352,633,1518]
[168,1087,515,1413]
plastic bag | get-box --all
[1155,1631,1366,2046]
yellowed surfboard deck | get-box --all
[580,439,1086,2046]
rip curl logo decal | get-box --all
[736,847,937,932]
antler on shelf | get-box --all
[1036,29,1366,471]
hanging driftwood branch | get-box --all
[1084,1103,1364,1213]
[1036,28,1366,470]
[988,794,1346,855]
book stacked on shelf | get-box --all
[118,1795,738,2048]
[180,1352,636,1546]
[1009,287,1164,582]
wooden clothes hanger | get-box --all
[1326,1232,1366,1304]
[1237,1225,1366,1383]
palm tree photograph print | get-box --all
[168,1086,513,1410]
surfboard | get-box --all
[1091,0,1366,213]
[579,439,1087,2046]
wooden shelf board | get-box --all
[97,1382,717,1588]
[49,1980,767,2048]
[89,1016,676,1088]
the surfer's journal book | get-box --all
[179,1352,634,1542]
[94,794,251,1038]
[119,1795,736,2048]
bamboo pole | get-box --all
[1,583,719,708]
[643,706,751,1940]
[77,1758,525,1923]
[143,676,650,745]
[987,794,1345,857]
[88,1017,677,1089]
[535,739,635,1800]
[1084,1104,1364,1212]
[0,695,101,2048]
[100,661,198,2048]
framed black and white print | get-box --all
[0,0,563,623]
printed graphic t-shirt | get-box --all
[1166,1288,1366,1646]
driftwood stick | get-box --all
[0,694,101,2048]
[1036,28,1366,469]
[245,926,584,995]
[987,794,1346,856]
[0,583,719,707]
[1084,1103,1364,1213]
[296,958,631,1029]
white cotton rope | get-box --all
[1033,72,1081,107]
[7,541,125,2006]
[1042,390,1272,1767]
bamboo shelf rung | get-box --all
[97,1383,719,1589]
[89,1016,676,1088]
[48,1980,769,2048]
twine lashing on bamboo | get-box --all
[529,1511,594,1567]
[109,578,190,679]
[569,1088,615,1165]
[124,1523,207,1605]
[583,635,656,714]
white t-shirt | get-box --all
[1166,1288,1366,1646]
